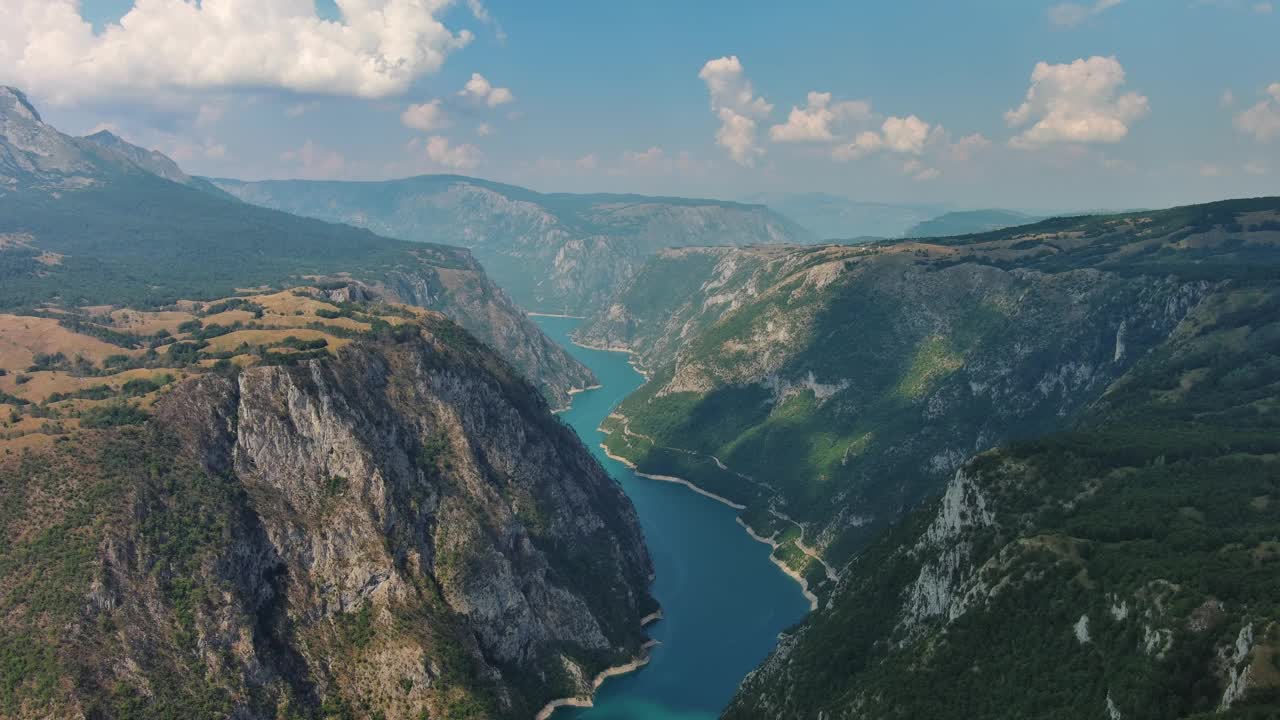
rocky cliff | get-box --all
[0,314,656,719]
[581,199,1280,594]
[727,276,1280,718]
[211,175,811,315]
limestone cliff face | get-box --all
[2,322,654,719]
[722,201,1280,719]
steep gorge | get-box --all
[0,316,656,719]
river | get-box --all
[533,316,811,720]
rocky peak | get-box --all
[0,86,42,122]
[79,128,193,184]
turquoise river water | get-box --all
[533,316,810,720]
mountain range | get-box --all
[0,86,591,406]
[211,176,811,316]
[578,199,1280,715]
[0,86,656,718]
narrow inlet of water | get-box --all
[533,316,811,720]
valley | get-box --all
[532,317,811,720]
[2,16,1280,713]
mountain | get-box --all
[727,266,1280,718]
[0,86,593,406]
[78,129,231,197]
[210,175,812,315]
[0,289,657,719]
[576,199,1280,603]
[904,208,1043,238]
[741,192,947,240]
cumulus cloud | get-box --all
[769,92,872,142]
[1245,159,1270,175]
[419,135,481,169]
[832,131,886,161]
[476,122,494,136]
[881,115,931,154]
[280,140,346,179]
[1234,83,1280,142]
[1,0,473,105]
[401,99,450,131]
[699,56,773,166]
[1048,0,1123,28]
[1005,56,1149,148]
[946,132,993,162]
[459,73,515,107]
[575,153,599,171]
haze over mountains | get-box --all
[213,176,811,316]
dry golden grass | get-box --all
[108,309,198,335]
[201,309,259,326]
[0,314,136,369]
[3,368,188,404]
[203,328,350,354]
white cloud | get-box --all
[459,73,515,107]
[575,153,599,171]
[1200,164,1224,177]
[1235,83,1280,142]
[1006,56,1149,148]
[401,99,450,132]
[1,0,472,105]
[832,130,885,161]
[881,115,931,154]
[464,0,506,39]
[1245,159,1270,175]
[421,135,481,170]
[769,92,872,142]
[1048,0,1122,28]
[617,146,670,174]
[1256,2,1275,12]
[699,56,773,166]
[476,122,494,136]
[947,132,993,162]
[1221,89,1237,107]
[280,140,346,179]
[605,147,709,177]
[285,103,312,118]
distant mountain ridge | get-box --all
[0,86,594,405]
[904,208,1042,238]
[741,191,947,240]
[211,174,812,315]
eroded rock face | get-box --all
[12,325,653,719]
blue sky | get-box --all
[7,0,1279,209]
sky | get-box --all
[3,0,1279,210]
